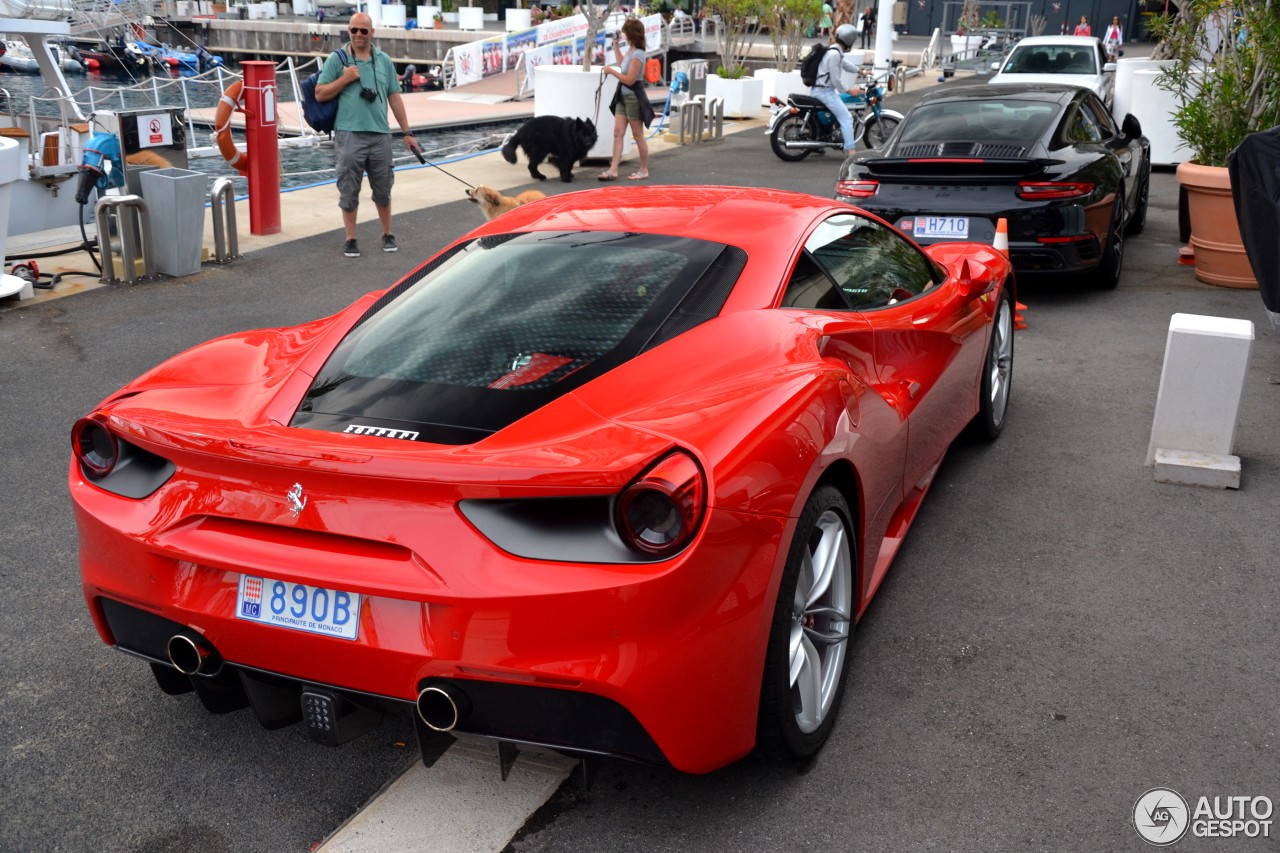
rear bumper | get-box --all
[73,479,791,773]
[846,198,1106,275]
[98,598,669,764]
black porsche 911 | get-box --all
[835,84,1150,288]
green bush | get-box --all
[1149,0,1280,167]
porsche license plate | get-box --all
[236,575,361,640]
[915,216,969,239]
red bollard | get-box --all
[241,61,281,235]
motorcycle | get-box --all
[767,75,904,161]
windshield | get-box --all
[293,230,735,444]
[899,99,1059,144]
[1003,45,1097,75]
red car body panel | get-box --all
[71,187,1012,773]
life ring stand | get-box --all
[215,80,249,176]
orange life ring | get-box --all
[215,80,249,176]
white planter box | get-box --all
[506,7,531,31]
[380,4,406,27]
[1114,58,1189,165]
[753,68,804,104]
[418,4,440,21]
[705,74,764,118]
[533,65,627,162]
[949,34,981,58]
[457,6,484,29]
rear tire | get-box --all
[757,484,855,761]
[967,286,1014,441]
[1096,190,1125,290]
[1125,159,1150,236]
[770,115,813,161]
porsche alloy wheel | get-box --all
[770,115,813,161]
[1125,160,1150,236]
[758,484,855,759]
[1096,191,1125,290]
[970,287,1014,441]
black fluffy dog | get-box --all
[501,116,598,183]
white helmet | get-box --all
[835,23,857,48]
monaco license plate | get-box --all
[236,575,361,640]
[914,216,970,239]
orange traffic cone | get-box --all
[1014,301,1028,330]
[993,217,1009,255]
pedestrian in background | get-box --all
[1073,14,1091,36]
[859,6,875,49]
[1103,15,1124,59]
[315,12,422,258]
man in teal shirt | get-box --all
[316,12,422,258]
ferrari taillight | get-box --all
[616,450,705,557]
[835,179,879,198]
[1016,181,1094,200]
[72,413,118,478]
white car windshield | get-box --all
[1003,45,1096,75]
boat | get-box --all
[0,37,39,71]
[0,1,98,239]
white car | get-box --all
[989,36,1116,109]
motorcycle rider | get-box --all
[810,23,865,156]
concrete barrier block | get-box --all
[1146,313,1254,467]
[1153,448,1241,489]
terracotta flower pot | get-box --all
[1176,160,1257,289]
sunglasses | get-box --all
[349,27,370,34]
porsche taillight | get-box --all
[1016,181,1094,200]
[836,179,879,198]
[616,450,706,557]
[72,413,119,478]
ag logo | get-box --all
[1134,788,1190,846]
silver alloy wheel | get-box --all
[789,510,853,734]
[987,296,1013,427]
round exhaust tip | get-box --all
[167,633,209,675]
[416,683,470,732]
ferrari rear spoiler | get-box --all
[863,157,1058,179]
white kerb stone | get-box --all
[1145,313,1254,467]
[1153,448,1241,489]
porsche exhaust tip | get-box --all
[167,633,215,675]
[416,683,471,732]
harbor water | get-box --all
[0,63,521,190]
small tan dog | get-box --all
[465,184,547,221]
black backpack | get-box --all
[800,43,835,87]
[300,48,349,134]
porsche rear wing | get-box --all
[862,157,1057,180]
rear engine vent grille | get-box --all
[896,142,1027,159]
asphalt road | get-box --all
[2,86,1278,852]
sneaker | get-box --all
[343,239,360,258]
[382,234,398,253]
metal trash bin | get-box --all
[140,167,207,277]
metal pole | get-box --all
[241,61,281,235]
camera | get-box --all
[359,86,378,102]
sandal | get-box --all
[597,171,617,181]
[627,171,649,181]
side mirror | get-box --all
[1103,61,1117,72]
[957,258,996,298]
[1122,113,1142,139]
[990,60,1001,70]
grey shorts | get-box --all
[618,93,642,122]
[334,130,394,210]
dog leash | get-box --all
[411,147,476,190]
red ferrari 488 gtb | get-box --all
[70,186,1015,774]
